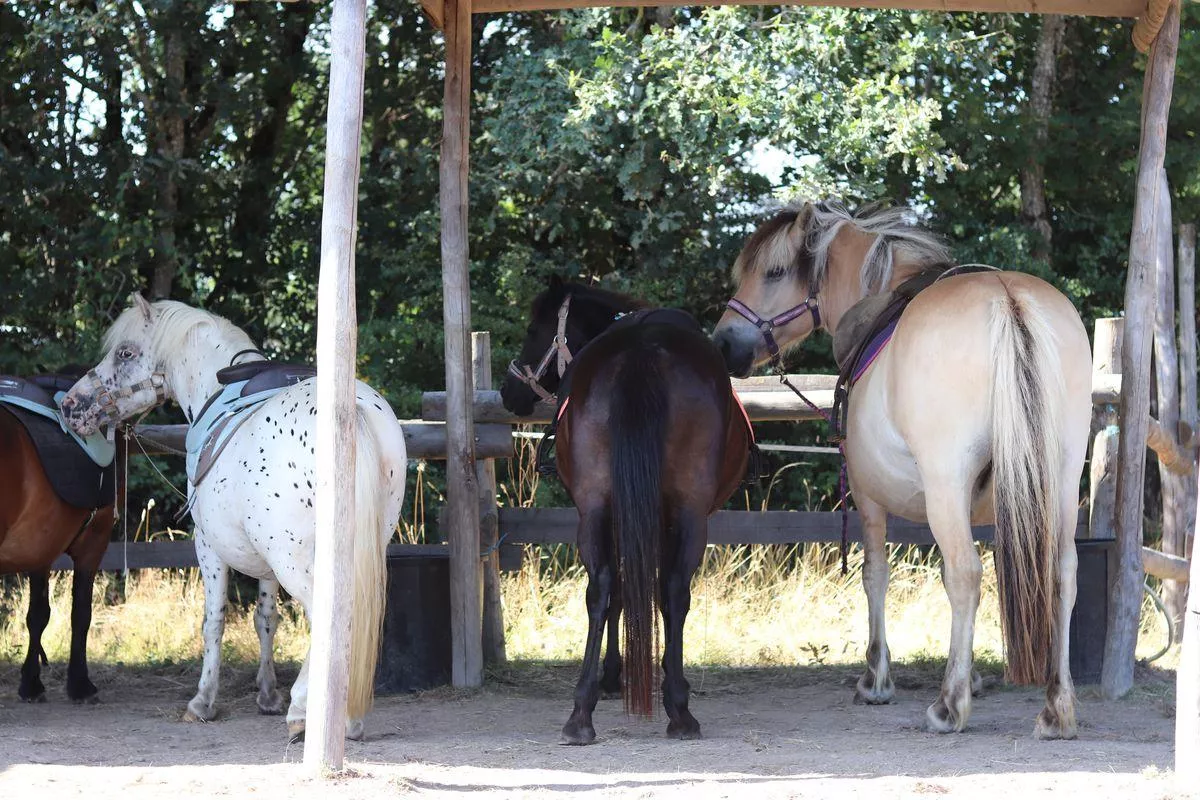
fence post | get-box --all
[1089,318,1122,542]
[473,332,506,664]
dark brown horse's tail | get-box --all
[611,349,666,719]
[989,289,1064,685]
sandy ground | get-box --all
[0,660,1191,799]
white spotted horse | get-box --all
[713,200,1091,739]
[0,368,124,704]
[501,276,756,744]
[60,295,407,741]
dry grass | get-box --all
[0,546,1177,676]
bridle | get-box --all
[82,368,167,426]
[506,294,573,402]
[725,291,821,366]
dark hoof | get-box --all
[68,680,100,704]
[599,686,622,701]
[666,720,702,740]
[288,721,306,744]
[599,678,621,699]
[20,691,47,704]
[72,693,101,705]
[560,721,597,746]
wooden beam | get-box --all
[50,542,451,573]
[473,333,506,665]
[440,0,484,690]
[470,0,1144,17]
[422,377,1127,425]
[304,0,368,773]
[1178,222,1198,555]
[1103,0,1180,701]
[129,421,513,460]
[1144,546,1191,583]
[420,0,445,29]
[1178,466,1200,783]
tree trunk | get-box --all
[150,20,186,300]
[1019,14,1065,264]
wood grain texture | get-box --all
[304,0,369,772]
[1177,468,1200,782]
[1103,0,1180,701]
[440,0,484,690]
[473,333,506,665]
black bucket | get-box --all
[1068,537,1114,685]
[375,554,452,694]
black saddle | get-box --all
[0,375,69,412]
[215,361,316,397]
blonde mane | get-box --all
[103,300,256,363]
[739,200,954,295]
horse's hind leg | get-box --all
[66,567,100,702]
[599,572,622,698]
[661,507,705,740]
[19,572,50,703]
[254,577,285,715]
[1035,485,1081,740]
[855,492,895,705]
[924,489,980,733]
[185,532,228,723]
[562,508,613,746]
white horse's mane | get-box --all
[800,200,953,294]
[104,300,256,361]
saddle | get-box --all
[0,374,116,509]
[830,264,998,438]
[187,360,316,490]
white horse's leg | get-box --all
[286,656,310,742]
[925,490,980,734]
[185,532,228,722]
[254,577,285,715]
[1034,490,1080,740]
[855,492,894,705]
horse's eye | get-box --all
[765,266,787,281]
[116,347,137,361]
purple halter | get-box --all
[726,293,821,362]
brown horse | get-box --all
[713,201,1091,739]
[0,372,123,703]
[501,278,752,744]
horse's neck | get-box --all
[575,293,637,345]
[819,231,927,336]
[165,327,260,423]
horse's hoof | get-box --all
[971,670,984,697]
[854,678,895,705]
[666,720,702,740]
[183,699,217,723]
[1034,709,1078,741]
[346,719,365,741]
[600,688,622,701]
[256,690,286,716]
[287,721,306,744]
[72,693,100,706]
[560,721,596,746]
[923,698,966,734]
[19,691,47,704]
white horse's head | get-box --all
[60,294,175,435]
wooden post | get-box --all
[1177,466,1200,783]
[1089,318,1122,542]
[1102,0,1181,700]
[440,0,483,688]
[1152,172,1188,637]
[304,0,368,773]
[474,332,506,664]
[1179,222,1197,566]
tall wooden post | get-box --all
[440,0,483,688]
[1179,223,1197,561]
[1152,172,1188,637]
[304,0,368,773]
[1089,318,1122,543]
[1178,466,1200,782]
[1102,0,1181,700]
[473,332,506,664]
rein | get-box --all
[506,294,573,403]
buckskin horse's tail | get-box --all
[346,409,390,722]
[989,288,1064,685]
[611,348,667,718]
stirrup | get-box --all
[535,432,558,477]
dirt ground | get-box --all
[0,659,1191,799]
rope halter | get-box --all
[725,292,821,365]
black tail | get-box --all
[611,349,667,718]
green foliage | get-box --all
[2,2,1196,522]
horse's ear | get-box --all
[789,202,815,247]
[130,292,153,322]
[547,274,564,291]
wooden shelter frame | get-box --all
[304,0,1194,781]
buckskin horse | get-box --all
[59,295,407,741]
[1,368,124,704]
[712,201,1091,739]
[501,276,753,744]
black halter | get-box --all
[725,293,821,364]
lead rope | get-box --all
[774,365,850,576]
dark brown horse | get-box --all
[501,277,752,744]
[0,370,123,703]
